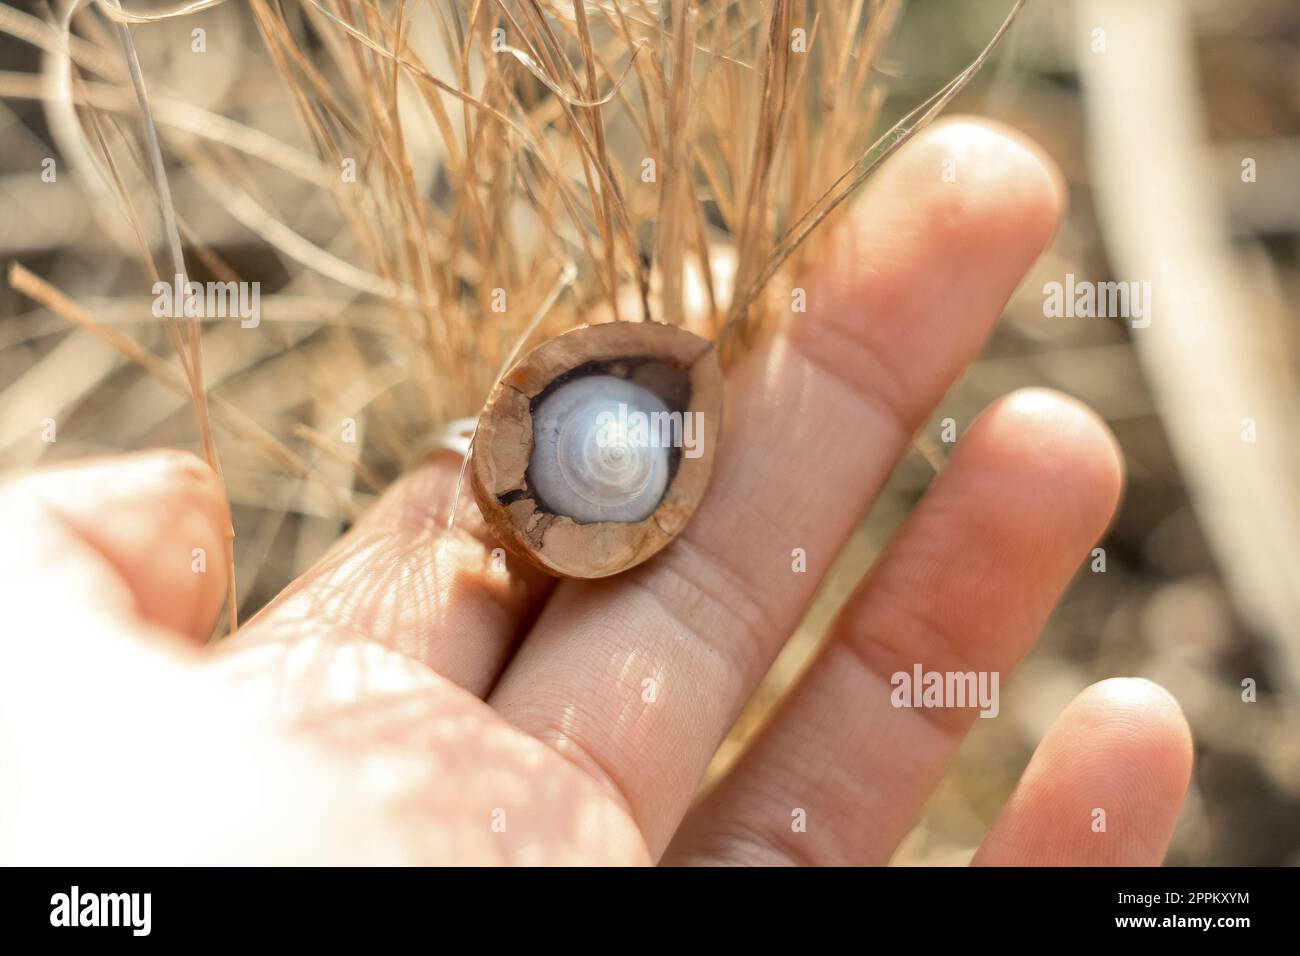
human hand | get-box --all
[0,119,1192,866]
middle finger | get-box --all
[489,119,1066,855]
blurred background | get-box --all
[1,0,1297,865]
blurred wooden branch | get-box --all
[1078,0,1300,692]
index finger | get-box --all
[237,451,554,697]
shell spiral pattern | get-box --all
[529,375,672,523]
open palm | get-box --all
[0,120,1191,866]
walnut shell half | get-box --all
[470,321,723,578]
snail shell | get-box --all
[528,375,672,524]
[470,321,723,579]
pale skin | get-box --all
[0,119,1193,865]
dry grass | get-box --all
[3,0,1021,624]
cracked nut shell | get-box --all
[469,321,723,578]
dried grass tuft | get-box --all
[3,0,1021,624]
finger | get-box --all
[0,450,232,642]
[664,390,1124,865]
[972,678,1193,866]
[489,118,1067,854]
[239,452,554,697]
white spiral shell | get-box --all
[529,374,672,523]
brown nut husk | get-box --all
[470,321,723,578]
